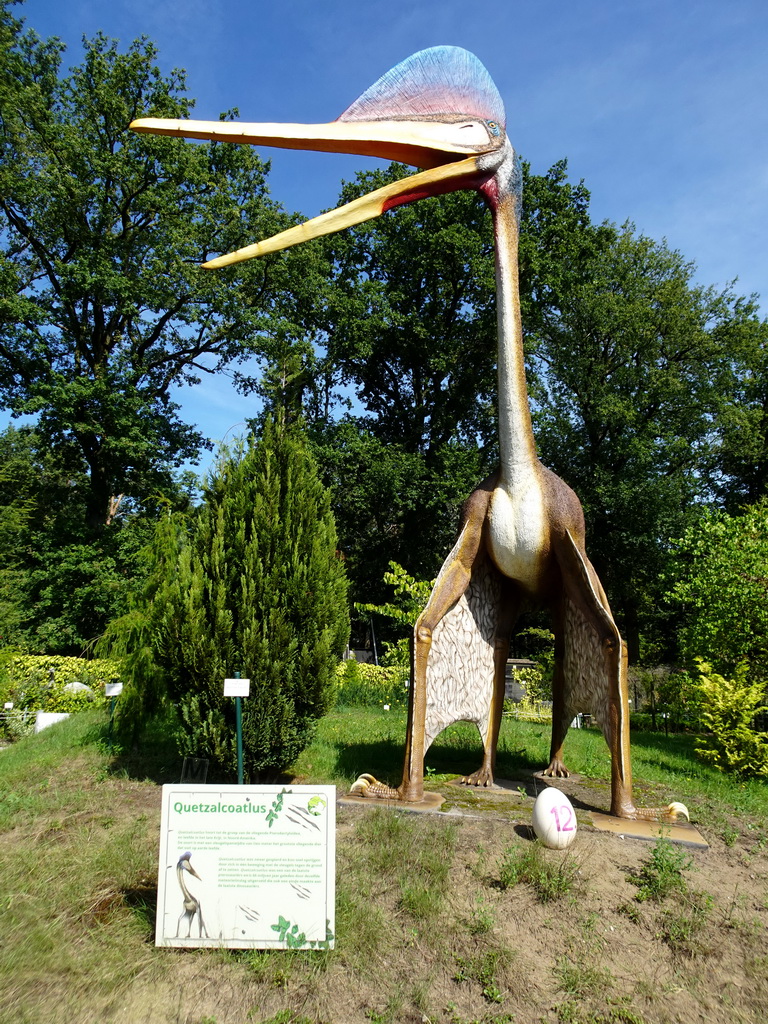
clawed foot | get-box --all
[461,767,494,788]
[542,758,570,778]
[349,773,399,799]
[648,801,690,822]
[349,773,425,802]
[612,800,690,822]
[666,801,690,821]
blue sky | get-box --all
[18,0,768,459]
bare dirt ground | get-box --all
[102,773,768,1024]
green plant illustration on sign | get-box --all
[271,915,334,949]
[266,788,290,828]
[307,795,326,816]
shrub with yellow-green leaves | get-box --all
[334,658,409,709]
[0,652,118,715]
[504,694,553,723]
[694,659,768,777]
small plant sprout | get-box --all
[631,836,692,903]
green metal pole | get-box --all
[236,697,243,784]
[108,696,116,754]
[235,671,244,785]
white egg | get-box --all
[531,787,577,849]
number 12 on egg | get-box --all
[550,804,575,832]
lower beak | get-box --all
[204,154,484,268]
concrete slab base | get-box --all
[338,791,445,813]
[590,811,709,849]
[337,777,708,847]
[445,776,521,795]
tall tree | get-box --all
[527,223,768,658]
[711,311,768,512]
[0,5,317,535]
[320,165,498,456]
[309,420,485,612]
[0,423,195,652]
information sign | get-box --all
[105,682,123,697]
[223,678,251,697]
[155,784,335,949]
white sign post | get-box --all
[156,783,335,949]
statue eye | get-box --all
[487,121,500,137]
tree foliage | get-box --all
[0,423,183,652]
[310,420,484,612]
[0,5,316,534]
[669,501,768,678]
[320,166,498,454]
[526,223,768,657]
[0,5,335,654]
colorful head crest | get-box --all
[339,46,505,129]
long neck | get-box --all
[177,867,192,900]
[492,193,538,482]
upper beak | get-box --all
[130,117,494,267]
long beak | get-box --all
[130,117,492,268]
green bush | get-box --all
[508,664,547,702]
[694,660,768,777]
[629,712,656,731]
[334,659,408,709]
[503,695,552,723]
[670,501,768,678]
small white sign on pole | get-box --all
[223,678,251,697]
[155,784,335,949]
[105,682,123,697]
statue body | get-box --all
[132,46,687,822]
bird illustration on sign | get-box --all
[175,851,208,939]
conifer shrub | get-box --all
[106,418,349,778]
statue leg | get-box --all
[398,522,486,800]
[549,531,688,822]
[351,480,494,802]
